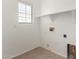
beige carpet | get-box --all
[13,47,66,59]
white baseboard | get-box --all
[41,46,67,59]
[51,50,67,58]
[11,46,40,59]
[10,46,67,59]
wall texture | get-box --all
[40,10,76,58]
[2,0,41,59]
[2,0,76,59]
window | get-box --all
[18,2,32,23]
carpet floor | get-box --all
[12,47,66,59]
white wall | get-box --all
[40,0,76,16]
[2,0,41,59]
[2,0,76,59]
[40,10,76,58]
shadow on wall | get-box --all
[49,10,76,23]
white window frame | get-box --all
[17,1,33,24]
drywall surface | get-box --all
[2,0,41,59]
[40,0,76,16]
[40,10,76,58]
